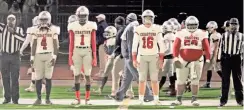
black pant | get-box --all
[220,55,243,103]
[1,52,20,102]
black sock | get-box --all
[191,96,197,103]
[159,76,166,90]
[206,70,212,83]
[35,79,42,100]
[119,76,122,87]
[32,80,35,84]
[45,78,52,100]
[85,85,91,91]
[173,72,177,80]
[169,76,175,85]
[100,77,108,90]
[75,83,80,91]
[217,71,222,79]
[177,95,182,102]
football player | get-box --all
[132,9,165,105]
[201,21,222,88]
[171,16,211,106]
[68,6,97,105]
[31,11,59,105]
[158,21,176,96]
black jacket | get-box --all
[96,20,108,45]
[113,25,126,58]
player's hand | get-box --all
[50,59,56,66]
[157,59,164,69]
[70,65,75,71]
[8,27,15,34]
[133,60,139,68]
[92,59,97,67]
[173,58,182,68]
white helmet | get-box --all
[103,26,117,39]
[141,9,155,24]
[68,15,78,24]
[168,18,178,23]
[185,16,199,32]
[206,21,218,33]
[38,11,51,27]
[162,21,174,33]
[32,16,39,26]
[75,6,89,24]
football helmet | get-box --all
[103,26,117,39]
[168,18,178,24]
[68,15,78,24]
[38,11,51,27]
[7,14,16,27]
[32,16,39,26]
[229,18,239,32]
[126,13,137,25]
[75,6,89,24]
[206,21,218,33]
[162,21,174,33]
[185,16,199,32]
[141,9,155,24]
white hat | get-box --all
[96,14,106,20]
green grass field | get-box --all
[0,86,242,109]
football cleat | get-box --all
[191,100,200,106]
[33,99,42,105]
[25,83,35,92]
[71,99,80,105]
[171,100,182,106]
[85,99,92,105]
[154,100,162,105]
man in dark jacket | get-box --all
[96,14,108,75]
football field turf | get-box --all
[0,86,242,109]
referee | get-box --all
[0,14,25,104]
[218,18,243,107]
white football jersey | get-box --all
[209,32,221,53]
[163,32,176,55]
[68,21,97,47]
[32,25,59,53]
[132,24,165,55]
[175,29,208,50]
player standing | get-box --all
[159,21,176,95]
[132,9,165,105]
[68,6,97,105]
[171,16,211,106]
[201,21,222,88]
[31,11,59,105]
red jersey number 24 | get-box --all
[184,39,198,46]
[142,36,154,49]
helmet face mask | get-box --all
[77,14,88,24]
[185,16,199,32]
[162,21,173,33]
[141,10,155,25]
[103,26,117,38]
[38,11,51,28]
[143,16,153,24]
[76,6,89,25]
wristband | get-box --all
[31,56,34,60]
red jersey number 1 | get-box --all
[80,35,85,45]
[142,36,154,49]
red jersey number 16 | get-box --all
[142,36,154,49]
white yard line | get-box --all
[117,98,132,110]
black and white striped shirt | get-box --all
[0,23,25,53]
[218,31,244,59]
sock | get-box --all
[32,80,35,84]
[159,76,166,90]
[217,71,222,79]
[75,83,80,101]
[173,72,177,80]
[139,95,144,101]
[191,95,197,103]
[85,85,91,100]
[169,76,175,85]
[119,78,122,87]
[206,70,212,84]
[45,78,52,100]
[100,77,108,90]
[176,95,182,102]
[154,95,159,101]
[35,79,42,100]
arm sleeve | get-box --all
[91,30,97,59]
[20,34,32,52]
[68,30,74,66]
[14,27,25,41]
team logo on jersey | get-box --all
[140,32,156,36]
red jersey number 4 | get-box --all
[142,36,154,49]
[41,36,47,50]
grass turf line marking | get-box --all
[117,98,131,110]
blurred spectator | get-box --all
[45,0,53,12]
[22,0,36,30]
[96,14,108,72]
[16,0,24,12]
[0,0,8,23]
[8,1,22,27]
[37,0,53,12]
